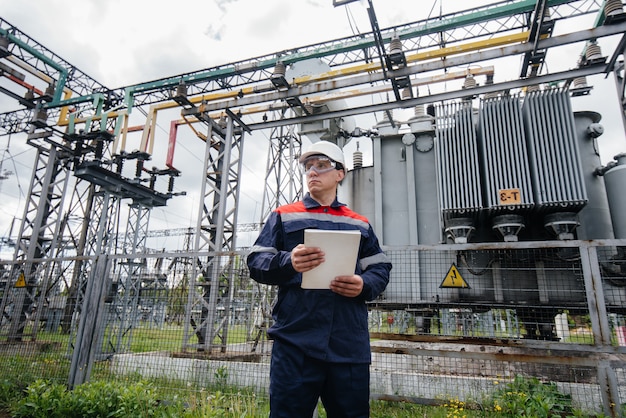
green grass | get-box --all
[3,377,613,417]
[0,352,615,418]
[0,323,612,417]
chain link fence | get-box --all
[1,239,625,415]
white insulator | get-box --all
[273,61,286,77]
[353,151,363,169]
[175,82,187,98]
[586,41,602,61]
[376,110,400,135]
[543,7,552,20]
[604,0,624,17]
[526,84,540,93]
[45,84,56,96]
[573,76,588,89]
[33,108,48,125]
[388,36,403,55]
[484,91,499,99]
[414,105,426,116]
[484,74,498,99]
[463,74,477,89]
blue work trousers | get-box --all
[269,340,370,418]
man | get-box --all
[247,140,392,417]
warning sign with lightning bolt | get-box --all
[440,263,470,288]
[14,272,27,288]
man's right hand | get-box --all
[290,244,325,273]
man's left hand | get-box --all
[330,275,363,297]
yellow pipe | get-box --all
[294,31,529,84]
[57,90,75,124]
[405,31,529,63]
[111,111,130,154]
[181,66,495,126]
[65,30,529,156]
[163,31,526,136]
[68,31,527,137]
[140,102,178,154]
[147,109,158,155]
[97,29,530,142]
[181,114,207,141]
[68,61,496,156]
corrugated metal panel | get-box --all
[435,101,482,216]
[522,89,587,211]
[478,95,534,213]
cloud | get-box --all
[205,24,224,42]
[1,0,625,252]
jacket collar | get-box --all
[303,192,346,209]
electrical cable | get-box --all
[344,3,362,36]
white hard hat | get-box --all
[299,141,345,167]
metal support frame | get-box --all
[259,119,303,224]
[140,255,170,329]
[520,0,554,78]
[580,244,620,417]
[104,203,151,354]
[68,253,112,389]
[184,114,246,352]
[67,189,118,376]
[0,1,607,136]
[610,36,626,134]
[0,145,70,341]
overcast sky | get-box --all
[0,0,625,251]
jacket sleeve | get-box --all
[358,225,392,301]
[246,212,297,285]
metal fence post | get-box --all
[68,254,111,388]
[581,243,621,417]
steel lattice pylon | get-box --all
[67,189,118,388]
[260,117,303,222]
[0,1,608,136]
[184,114,246,352]
[58,182,98,334]
[0,144,71,341]
[103,203,151,355]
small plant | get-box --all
[488,375,577,417]
[214,366,229,388]
[10,379,165,418]
[443,397,468,418]
[10,379,72,418]
[0,379,21,409]
[193,390,229,418]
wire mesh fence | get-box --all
[0,239,625,415]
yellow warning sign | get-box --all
[440,263,470,288]
[14,272,26,288]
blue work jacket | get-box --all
[247,193,392,363]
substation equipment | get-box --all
[0,0,625,412]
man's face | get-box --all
[302,155,345,195]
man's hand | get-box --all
[330,275,363,298]
[291,244,325,273]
